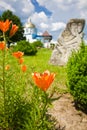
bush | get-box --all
[32,40,43,48]
[50,43,55,50]
[67,41,87,111]
[12,40,37,55]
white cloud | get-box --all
[80,11,87,18]
[0,0,34,21]
[38,12,48,21]
[27,10,66,31]
[21,0,34,14]
[0,1,15,12]
[40,23,49,29]
[75,0,87,20]
[51,22,66,31]
[77,0,87,9]
[28,12,48,26]
[37,0,76,11]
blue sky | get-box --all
[0,0,87,42]
[30,0,52,16]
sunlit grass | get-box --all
[24,48,68,93]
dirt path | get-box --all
[49,93,87,130]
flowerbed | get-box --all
[0,19,56,130]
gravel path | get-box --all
[49,93,87,130]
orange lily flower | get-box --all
[21,65,27,72]
[32,70,55,91]
[0,19,12,32]
[19,58,24,64]
[0,41,5,50]
[12,51,24,59]
[10,24,19,37]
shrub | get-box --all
[32,40,43,48]
[50,43,55,50]
[67,41,87,111]
[12,40,37,55]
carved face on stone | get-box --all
[68,19,85,36]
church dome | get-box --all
[25,19,35,28]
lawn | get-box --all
[24,48,67,93]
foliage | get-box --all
[32,40,43,48]
[0,10,25,42]
[0,49,56,130]
[12,40,37,55]
[67,41,87,111]
[0,19,57,130]
[50,43,55,50]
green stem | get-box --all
[3,32,6,128]
[41,91,48,122]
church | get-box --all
[23,19,52,48]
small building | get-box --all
[23,19,52,47]
[42,31,52,48]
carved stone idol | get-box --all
[50,19,85,66]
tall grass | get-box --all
[24,48,67,93]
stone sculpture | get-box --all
[50,19,85,66]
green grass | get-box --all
[0,47,68,129]
[24,48,68,93]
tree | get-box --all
[0,10,25,43]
